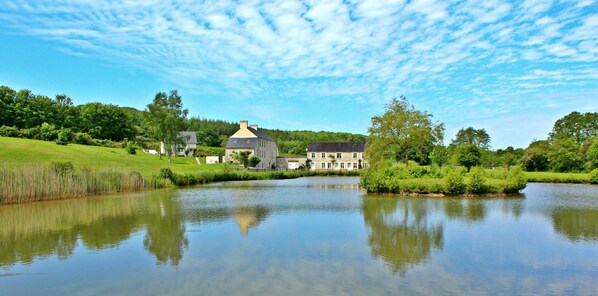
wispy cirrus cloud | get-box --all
[0,0,596,147]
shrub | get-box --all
[30,122,58,141]
[502,166,527,193]
[125,141,137,155]
[74,132,93,145]
[467,167,487,194]
[444,168,466,195]
[590,169,598,184]
[159,167,175,183]
[56,128,71,145]
[0,125,20,137]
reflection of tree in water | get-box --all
[143,193,189,267]
[233,206,271,236]
[552,208,598,242]
[443,198,487,222]
[0,198,141,267]
[362,197,443,276]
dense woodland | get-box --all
[1,85,596,173]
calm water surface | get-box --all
[1,177,597,295]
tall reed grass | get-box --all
[0,162,150,204]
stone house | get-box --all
[225,121,278,169]
[307,142,366,170]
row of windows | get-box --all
[316,162,360,169]
[310,152,363,159]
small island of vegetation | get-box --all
[359,96,597,196]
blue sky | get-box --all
[0,0,597,149]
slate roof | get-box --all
[226,137,259,149]
[307,142,366,153]
[179,131,197,144]
[247,126,275,142]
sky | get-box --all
[0,0,597,149]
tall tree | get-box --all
[366,96,444,167]
[451,127,491,149]
[145,90,188,162]
[549,112,598,145]
[79,103,134,141]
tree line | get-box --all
[0,85,366,155]
[366,96,597,173]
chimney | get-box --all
[240,120,248,129]
[250,124,258,130]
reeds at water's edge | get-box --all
[0,162,150,204]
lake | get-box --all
[1,177,597,295]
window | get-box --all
[322,152,325,158]
[340,163,345,169]
[336,153,342,158]
[334,163,338,168]
[327,163,331,169]
[321,163,325,169]
[353,153,357,158]
[311,153,316,158]
[353,163,357,169]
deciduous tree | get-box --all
[145,90,188,162]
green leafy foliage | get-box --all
[248,156,261,168]
[451,127,491,149]
[366,96,444,167]
[444,169,466,195]
[455,144,481,171]
[589,169,598,184]
[467,167,487,194]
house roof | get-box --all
[247,126,275,142]
[179,131,197,144]
[226,137,259,149]
[307,142,366,152]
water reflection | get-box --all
[361,197,443,275]
[233,206,271,236]
[551,209,598,242]
[0,189,277,269]
[0,196,142,268]
[143,192,188,267]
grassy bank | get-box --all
[0,137,359,204]
[0,136,226,178]
[523,171,594,183]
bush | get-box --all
[590,169,598,184]
[502,166,527,194]
[159,167,175,183]
[125,141,137,155]
[0,125,20,137]
[74,132,93,145]
[445,168,466,195]
[56,128,71,145]
[29,122,58,141]
[467,167,487,194]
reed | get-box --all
[0,162,150,204]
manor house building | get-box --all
[307,142,366,171]
[225,120,278,169]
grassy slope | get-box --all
[0,137,227,178]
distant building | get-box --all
[225,120,278,169]
[276,156,308,170]
[160,131,197,157]
[306,142,366,170]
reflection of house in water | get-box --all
[233,206,271,236]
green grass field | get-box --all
[0,136,228,178]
